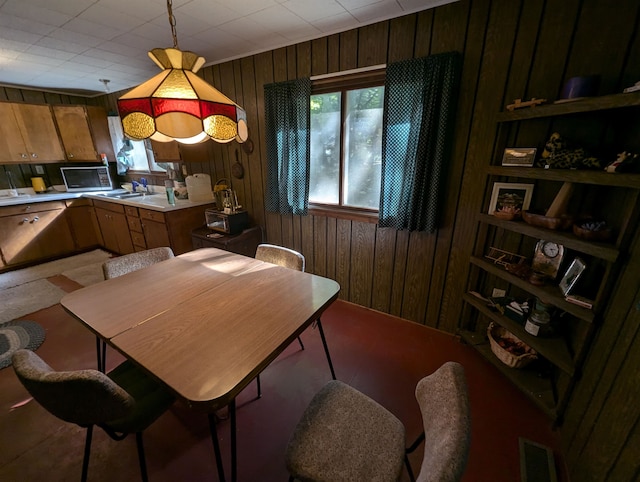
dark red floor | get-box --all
[0,275,566,481]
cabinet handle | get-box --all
[31,216,39,223]
[31,153,38,158]
[68,153,74,158]
[25,205,31,211]
[22,218,29,224]
[20,153,28,159]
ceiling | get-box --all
[0,0,455,97]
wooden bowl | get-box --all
[573,220,613,241]
[522,210,573,230]
[493,210,519,221]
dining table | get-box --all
[61,247,341,482]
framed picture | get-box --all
[488,182,534,215]
[559,257,587,296]
[502,147,537,167]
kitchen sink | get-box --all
[98,191,158,199]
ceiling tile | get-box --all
[0,0,455,95]
[282,0,347,22]
[1,0,72,27]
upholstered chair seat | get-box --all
[285,361,471,482]
[12,349,175,482]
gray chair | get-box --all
[12,349,175,482]
[285,361,471,482]
[254,244,336,398]
[98,247,175,371]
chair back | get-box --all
[12,349,134,427]
[255,244,305,272]
[102,247,174,279]
[415,361,471,482]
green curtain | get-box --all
[264,78,311,215]
[379,52,461,232]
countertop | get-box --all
[0,187,215,212]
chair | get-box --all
[254,244,336,398]
[12,349,175,482]
[285,361,471,482]
[98,247,174,371]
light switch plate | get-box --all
[35,165,44,174]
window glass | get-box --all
[309,85,383,210]
[309,92,341,204]
[344,87,383,209]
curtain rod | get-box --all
[310,64,386,81]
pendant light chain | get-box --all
[167,0,179,49]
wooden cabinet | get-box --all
[98,200,213,255]
[94,200,134,255]
[0,102,64,163]
[65,198,102,250]
[459,92,640,423]
[0,201,75,266]
[52,105,114,162]
[151,139,212,163]
[192,226,262,257]
[151,140,181,162]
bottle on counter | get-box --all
[164,180,176,206]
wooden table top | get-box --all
[61,248,264,339]
[62,248,340,409]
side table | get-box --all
[191,225,263,258]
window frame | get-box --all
[309,69,386,222]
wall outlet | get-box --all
[181,164,188,176]
[35,165,44,174]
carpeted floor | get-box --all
[0,249,111,290]
[0,250,111,323]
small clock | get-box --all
[531,240,565,279]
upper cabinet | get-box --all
[151,139,212,163]
[0,102,65,163]
[53,105,114,162]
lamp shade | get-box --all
[118,48,248,144]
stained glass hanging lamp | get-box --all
[117,0,248,145]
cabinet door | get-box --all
[0,209,74,265]
[141,219,171,249]
[95,208,134,254]
[66,205,102,250]
[0,103,29,163]
[12,103,65,162]
[151,140,181,162]
[53,105,98,161]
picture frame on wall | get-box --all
[559,257,587,296]
[502,147,537,166]
[488,182,534,215]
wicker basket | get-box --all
[487,323,538,369]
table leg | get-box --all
[316,318,336,379]
[230,399,237,482]
[208,413,226,482]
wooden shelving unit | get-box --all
[460,92,640,423]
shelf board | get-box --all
[486,166,640,189]
[470,256,596,323]
[459,330,558,420]
[477,213,619,262]
[463,292,575,375]
[496,91,640,122]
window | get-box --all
[309,71,385,212]
[107,117,167,173]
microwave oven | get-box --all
[205,209,248,235]
[60,166,113,192]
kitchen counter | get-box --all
[0,187,215,212]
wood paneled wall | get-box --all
[12,0,640,479]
